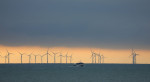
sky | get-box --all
[0,0,150,63]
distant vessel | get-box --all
[73,62,84,67]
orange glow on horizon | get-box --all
[0,45,150,64]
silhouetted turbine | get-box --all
[97,53,101,64]
[65,52,68,64]
[27,53,32,63]
[40,54,46,64]
[0,54,2,63]
[90,50,95,63]
[51,52,59,64]
[130,49,139,64]
[69,54,72,63]
[44,49,51,64]
[34,55,40,64]
[101,55,104,63]
[58,53,63,63]
[6,50,13,64]
[4,55,7,64]
[0,53,1,63]
[18,52,25,64]
[0,55,8,64]
[95,53,97,63]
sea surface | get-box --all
[0,64,150,82]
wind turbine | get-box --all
[6,50,13,64]
[101,55,104,63]
[99,54,102,64]
[51,52,59,64]
[34,55,40,64]
[135,53,139,64]
[0,52,1,63]
[58,52,63,63]
[95,53,97,63]
[65,52,68,64]
[4,55,7,64]
[130,49,139,64]
[131,49,135,64]
[0,54,8,64]
[97,53,101,64]
[0,54,2,63]
[40,54,46,64]
[18,52,25,64]
[44,49,51,64]
[27,53,32,64]
[90,50,95,64]
[69,54,72,63]
[92,51,97,63]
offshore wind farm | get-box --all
[0,49,73,64]
[1,0,150,82]
[0,48,141,64]
[0,48,150,82]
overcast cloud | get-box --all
[0,0,150,49]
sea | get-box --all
[0,64,150,82]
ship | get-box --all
[73,62,84,67]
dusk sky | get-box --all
[0,0,150,63]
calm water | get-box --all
[0,64,150,82]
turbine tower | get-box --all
[0,55,8,64]
[4,55,7,64]
[27,53,32,64]
[18,52,25,64]
[0,52,2,63]
[65,52,68,64]
[101,55,104,63]
[131,49,135,64]
[97,53,101,64]
[34,55,39,64]
[6,50,13,64]
[131,49,139,64]
[69,54,72,63]
[44,49,51,64]
[91,50,95,64]
[58,53,63,63]
[51,52,59,64]
[40,54,46,64]
[99,54,102,64]
[95,53,97,63]
[0,55,2,63]
[134,53,139,64]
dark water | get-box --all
[0,64,150,82]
